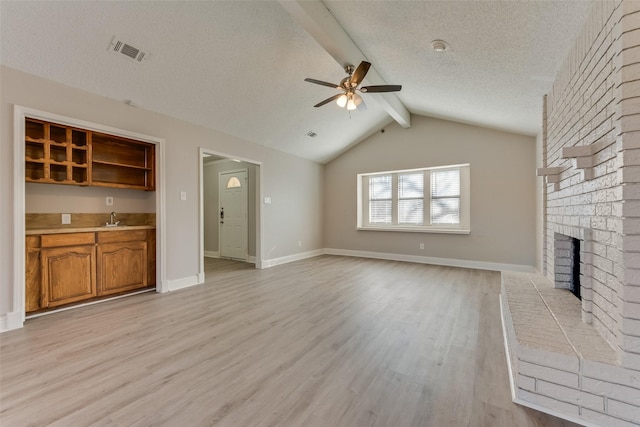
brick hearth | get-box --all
[501,272,639,426]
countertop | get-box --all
[26,225,155,235]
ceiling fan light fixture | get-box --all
[347,97,357,111]
[336,94,348,108]
[305,60,401,111]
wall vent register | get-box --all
[108,36,148,63]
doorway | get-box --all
[199,148,262,280]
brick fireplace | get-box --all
[501,1,640,426]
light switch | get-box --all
[180,191,187,201]
[61,214,71,225]
[264,197,272,205]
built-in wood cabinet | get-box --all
[25,228,156,313]
[25,236,42,312]
[40,233,97,308]
[92,133,155,190]
[25,118,155,191]
[97,230,148,296]
[25,120,90,185]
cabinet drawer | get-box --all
[26,235,40,249]
[97,230,148,243]
[41,232,95,248]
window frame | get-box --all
[357,164,470,234]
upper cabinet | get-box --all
[92,133,155,191]
[25,118,155,191]
[25,120,90,186]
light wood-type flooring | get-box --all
[1,256,579,426]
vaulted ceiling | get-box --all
[1,1,591,163]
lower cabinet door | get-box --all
[25,236,42,312]
[41,245,97,307]
[97,241,148,296]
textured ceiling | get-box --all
[0,1,591,163]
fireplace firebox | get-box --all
[554,233,581,300]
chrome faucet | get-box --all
[106,212,120,226]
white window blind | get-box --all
[369,175,392,224]
[358,164,470,233]
[430,169,460,224]
[398,173,424,224]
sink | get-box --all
[104,223,124,227]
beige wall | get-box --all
[324,115,537,268]
[0,66,323,319]
[25,183,156,214]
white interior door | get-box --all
[219,169,248,260]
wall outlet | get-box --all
[61,213,71,225]
[106,196,114,206]
[420,243,425,250]
[180,191,187,201]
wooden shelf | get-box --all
[25,137,46,144]
[92,160,152,171]
[24,118,154,191]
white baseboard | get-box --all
[261,249,324,269]
[0,311,23,332]
[167,273,204,292]
[207,252,256,263]
[323,248,535,273]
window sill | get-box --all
[357,226,470,235]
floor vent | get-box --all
[108,36,148,63]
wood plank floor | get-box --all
[0,256,579,426]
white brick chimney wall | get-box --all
[499,2,640,426]
[545,0,640,373]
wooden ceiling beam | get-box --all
[278,0,411,128]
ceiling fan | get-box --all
[304,61,401,111]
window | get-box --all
[357,164,470,233]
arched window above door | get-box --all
[226,176,242,188]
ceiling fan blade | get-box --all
[314,93,343,108]
[350,61,371,87]
[305,78,341,89]
[360,85,402,93]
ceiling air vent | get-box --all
[108,36,148,63]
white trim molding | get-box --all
[261,249,325,269]
[324,248,535,273]
[0,311,24,332]
[204,251,220,258]
[167,274,204,292]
